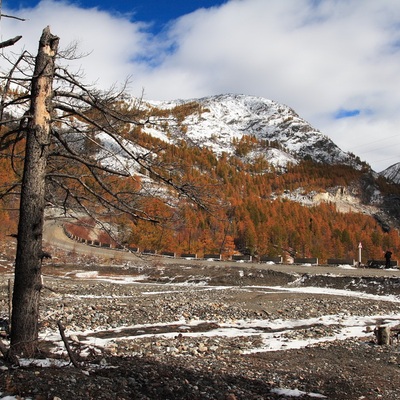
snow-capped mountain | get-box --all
[381,163,400,184]
[143,94,364,169]
[136,93,400,231]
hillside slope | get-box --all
[52,93,400,261]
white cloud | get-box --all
[2,0,151,87]
[3,0,400,171]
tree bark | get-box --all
[10,27,59,356]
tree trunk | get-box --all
[10,27,59,356]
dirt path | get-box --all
[43,219,142,261]
[43,219,400,278]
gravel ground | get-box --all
[1,259,400,399]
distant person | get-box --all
[384,250,393,268]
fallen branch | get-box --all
[57,320,81,368]
[43,285,57,293]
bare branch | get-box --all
[1,14,26,22]
[0,35,22,49]
[0,50,29,123]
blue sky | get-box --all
[334,109,361,119]
[6,1,229,33]
[2,0,400,172]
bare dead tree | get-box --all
[10,26,58,356]
[0,26,214,357]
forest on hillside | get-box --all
[63,129,400,263]
[1,98,399,264]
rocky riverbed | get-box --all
[2,260,400,399]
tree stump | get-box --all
[375,325,391,345]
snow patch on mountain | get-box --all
[254,148,298,168]
[381,162,400,184]
[144,94,363,169]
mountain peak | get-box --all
[144,93,365,170]
[381,162,400,184]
